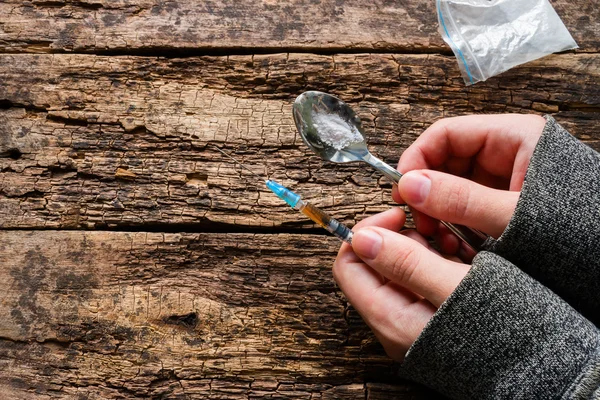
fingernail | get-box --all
[353,228,382,260]
[401,172,431,205]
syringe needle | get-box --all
[212,146,267,181]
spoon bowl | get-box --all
[292,90,487,252]
[293,91,404,182]
[292,91,368,163]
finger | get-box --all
[470,162,511,190]
[400,229,434,251]
[428,222,476,263]
[353,207,406,232]
[335,209,438,361]
[409,207,438,237]
[333,248,387,303]
[335,261,435,361]
[457,241,476,264]
[397,114,545,187]
[402,229,462,263]
[392,184,402,204]
[432,222,460,255]
[398,170,519,238]
[445,155,473,177]
[369,283,436,360]
[352,227,469,307]
[337,207,408,261]
[333,241,426,356]
[435,223,477,263]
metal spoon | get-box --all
[292,90,487,252]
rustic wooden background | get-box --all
[1,1,599,398]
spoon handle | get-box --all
[363,153,404,182]
[362,153,488,252]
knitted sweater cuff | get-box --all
[400,251,600,399]
[485,116,600,325]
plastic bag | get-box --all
[436,0,578,85]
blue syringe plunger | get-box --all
[265,180,302,208]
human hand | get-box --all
[332,207,469,361]
[394,114,546,253]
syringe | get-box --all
[265,180,353,244]
[214,146,353,244]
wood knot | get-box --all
[163,312,199,329]
[0,148,22,160]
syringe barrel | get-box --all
[297,201,353,244]
[265,179,353,244]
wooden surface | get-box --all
[1,1,599,398]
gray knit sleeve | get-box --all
[485,116,600,326]
[401,252,600,400]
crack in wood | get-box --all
[32,0,103,10]
[0,53,597,231]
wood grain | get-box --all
[0,230,439,398]
[1,52,599,230]
[0,0,598,54]
[2,1,599,398]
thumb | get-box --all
[398,170,519,238]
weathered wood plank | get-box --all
[0,0,597,54]
[0,230,440,399]
[1,2,597,399]
[0,53,599,229]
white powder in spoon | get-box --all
[311,111,363,151]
